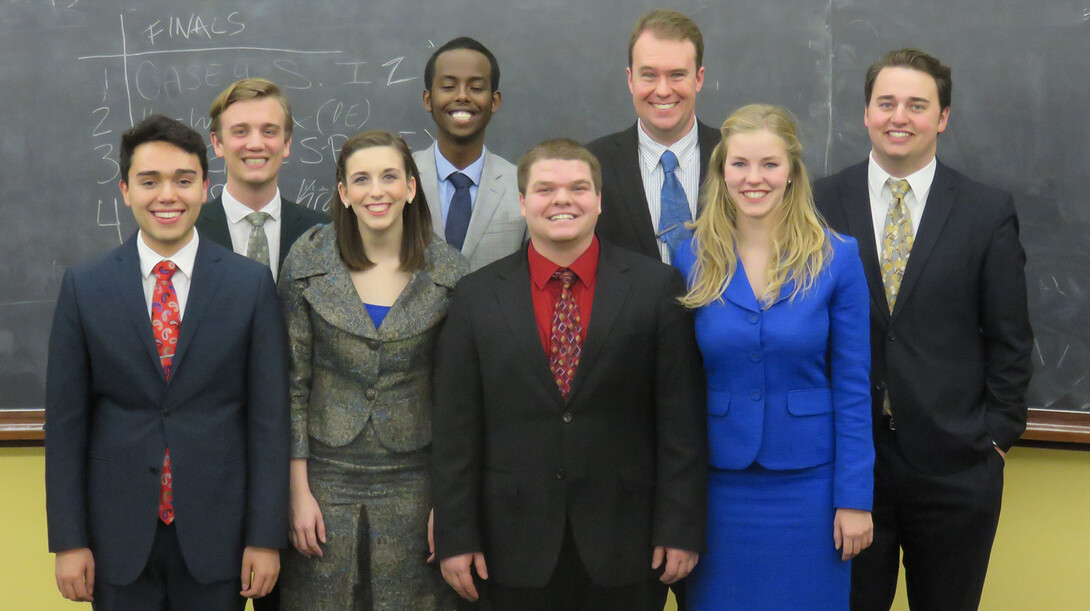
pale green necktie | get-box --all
[880,178,912,419]
[245,211,272,267]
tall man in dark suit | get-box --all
[198,78,327,281]
[587,9,720,264]
[46,115,290,609]
[415,37,526,271]
[813,49,1033,611]
[431,138,706,610]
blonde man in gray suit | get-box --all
[415,37,525,271]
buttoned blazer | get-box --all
[586,121,721,259]
[195,195,329,279]
[278,224,468,457]
[674,235,873,510]
[431,240,707,589]
[45,234,290,585]
[413,147,526,271]
[814,161,1033,474]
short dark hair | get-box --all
[865,48,952,111]
[628,9,704,69]
[209,78,293,139]
[331,131,433,272]
[517,138,602,195]
[424,37,500,93]
[119,114,208,184]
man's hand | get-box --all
[55,547,95,602]
[440,552,488,601]
[652,546,699,584]
[833,508,874,561]
[240,546,280,598]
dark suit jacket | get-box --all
[431,240,707,589]
[195,195,329,278]
[814,160,1033,474]
[587,121,721,259]
[45,234,290,585]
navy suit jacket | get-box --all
[815,160,1033,474]
[586,120,721,259]
[674,235,874,510]
[195,195,329,279]
[45,233,290,585]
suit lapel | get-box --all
[838,163,891,323]
[415,147,446,239]
[195,197,232,249]
[461,151,508,261]
[170,239,226,376]
[495,253,560,400]
[115,235,165,380]
[566,244,631,402]
[893,161,958,318]
[613,126,658,257]
[696,120,721,211]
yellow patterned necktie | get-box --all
[880,178,913,314]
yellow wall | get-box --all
[5,445,1089,610]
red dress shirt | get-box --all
[527,237,600,356]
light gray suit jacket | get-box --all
[413,146,526,271]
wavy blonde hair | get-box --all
[681,104,830,309]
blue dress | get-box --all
[674,234,874,610]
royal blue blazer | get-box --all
[675,233,874,510]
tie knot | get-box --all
[245,211,271,228]
[660,150,679,174]
[888,178,910,200]
[153,260,177,280]
[448,172,474,190]
[552,268,576,287]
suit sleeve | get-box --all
[277,252,314,459]
[431,280,485,560]
[652,267,708,552]
[979,197,1032,451]
[828,238,875,510]
[244,270,291,548]
[44,270,93,552]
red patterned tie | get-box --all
[549,268,582,398]
[152,260,179,524]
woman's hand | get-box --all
[289,459,326,558]
[833,508,873,561]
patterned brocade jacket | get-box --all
[279,224,469,458]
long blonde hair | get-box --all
[681,104,830,309]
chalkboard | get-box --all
[1,0,1087,423]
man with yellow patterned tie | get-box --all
[815,49,1033,611]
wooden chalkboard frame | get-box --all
[3,408,1089,444]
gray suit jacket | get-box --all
[413,146,526,271]
[279,224,469,457]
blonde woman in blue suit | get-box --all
[674,105,874,609]
[277,131,467,609]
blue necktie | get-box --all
[658,150,693,260]
[445,172,473,251]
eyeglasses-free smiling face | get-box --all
[721,129,792,226]
[338,145,417,238]
[424,48,500,146]
[520,158,602,254]
[211,96,292,193]
[121,141,209,257]
[627,31,705,146]
[864,66,949,177]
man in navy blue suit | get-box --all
[46,115,290,609]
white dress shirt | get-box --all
[137,229,200,320]
[636,119,701,264]
[221,187,283,278]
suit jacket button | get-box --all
[749,352,760,363]
[149,466,158,475]
[875,381,887,391]
[562,412,573,423]
[365,388,377,401]
[751,390,762,401]
[887,332,897,341]
[555,471,565,480]
[366,339,380,350]
[747,313,760,324]
[163,409,170,417]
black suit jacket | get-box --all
[586,121,721,259]
[45,235,290,585]
[431,240,706,588]
[814,161,1033,474]
[195,195,329,277]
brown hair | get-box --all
[865,48,952,110]
[628,9,704,69]
[331,131,432,272]
[209,78,294,138]
[517,138,602,195]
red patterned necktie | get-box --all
[152,260,179,524]
[549,268,583,398]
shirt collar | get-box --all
[528,236,600,290]
[435,142,486,186]
[137,229,200,280]
[636,118,699,174]
[867,154,937,201]
[221,186,282,224]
